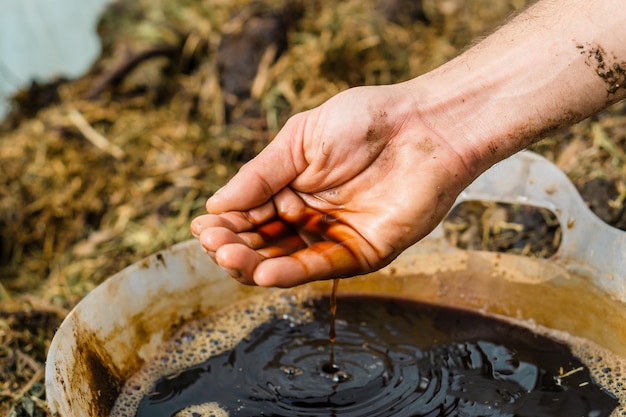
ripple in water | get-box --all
[126,295,618,417]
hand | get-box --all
[191,0,626,288]
[191,84,474,287]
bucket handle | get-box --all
[429,151,626,298]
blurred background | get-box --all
[1,0,624,415]
[0,0,110,119]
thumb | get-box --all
[206,114,307,214]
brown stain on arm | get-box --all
[581,43,626,96]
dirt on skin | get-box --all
[1,0,626,415]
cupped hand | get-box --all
[191,84,475,287]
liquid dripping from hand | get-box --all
[321,278,349,381]
[329,278,339,364]
[237,203,359,383]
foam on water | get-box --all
[513,319,626,417]
[173,403,228,417]
[110,288,626,417]
[109,289,314,417]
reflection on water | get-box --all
[0,0,110,119]
[128,296,618,417]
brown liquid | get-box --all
[242,209,372,281]
[326,279,339,370]
[129,295,618,417]
[321,279,351,382]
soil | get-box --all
[1,0,625,415]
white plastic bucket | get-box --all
[45,151,626,416]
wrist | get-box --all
[405,46,551,176]
[404,0,626,177]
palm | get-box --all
[191,85,471,287]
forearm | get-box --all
[407,0,626,177]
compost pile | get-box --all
[1,0,625,415]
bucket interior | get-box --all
[45,238,626,417]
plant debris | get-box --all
[0,0,625,415]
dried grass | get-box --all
[0,0,624,415]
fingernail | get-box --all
[190,220,204,238]
[224,267,242,279]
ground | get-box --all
[1,0,625,415]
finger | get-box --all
[206,114,308,214]
[191,214,244,239]
[238,219,302,249]
[215,243,266,285]
[256,234,308,258]
[192,202,276,236]
[198,226,248,255]
[190,214,217,238]
[253,240,369,288]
